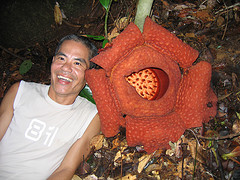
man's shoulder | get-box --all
[75,96,96,108]
[18,81,49,97]
[20,80,49,91]
[21,80,48,87]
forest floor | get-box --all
[0,0,240,179]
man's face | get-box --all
[49,40,90,103]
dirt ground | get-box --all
[0,0,240,179]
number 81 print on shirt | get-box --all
[25,119,59,147]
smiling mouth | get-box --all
[57,75,73,82]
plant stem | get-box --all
[134,0,154,32]
[105,0,113,38]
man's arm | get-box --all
[0,82,20,141]
[48,113,101,180]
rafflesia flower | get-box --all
[86,17,218,153]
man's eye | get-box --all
[74,62,81,66]
[59,57,65,61]
[74,61,87,69]
[56,56,65,61]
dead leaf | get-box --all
[115,17,130,31]
[174,4,193,11]
[137,154,152,173]
[175,135,188,158]
[217,16,225,27]
[114,147,127,163]
[176,157,194,178]
[232,120,240,144]
[78,161,91,175]
[81,174,98,180]
[145,163,162,173]
[188,140,207,164]
[185,32,195,38]
[122,174,137,180]
[207,0,217,10]
[195,9,214,23]
[232,73,238,89]
[114,146,135,167]
[234,6,240,22]
[90,134,105,151]
[177,8,196,18]
[84,24,91,28]
[72,175,82,180]
[111,136,121,150]
[54,2,62,25]
[160,0,170,8]
[216,49,228,61]
[107,27,120,42]
[233,120,240,133]
[11,71,22,80]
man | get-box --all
[0,35,101,180]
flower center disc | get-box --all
[125,68,169,100]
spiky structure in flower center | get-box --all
[126,69,159,100]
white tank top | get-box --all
[0,81,97,180]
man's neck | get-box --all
[48,87,78,105]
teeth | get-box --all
[57,75,73,82]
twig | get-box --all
[215,3,240,15]
[187,129,201,146]
[218,92,233,101]
[221,1,229,40]
[120,152,123,179]
[216,146,225,180]
[192,140,198,179]
[62,19,82,28]
[182,155,184,179]
[198,132,240,141]
[218,90,240,101]
[0,45,25,61]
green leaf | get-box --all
[236,112,240,120]
[222,146,240,160]
[100,0,110,10]
[19,60,32,75]
[79,85,95,104]
[102,39,109,48]
[85,35,105,41]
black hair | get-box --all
[55,34,98,61]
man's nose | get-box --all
[61,61,72,72]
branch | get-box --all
[197,132,240,141]
[0,45,25,61]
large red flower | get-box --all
[86,17,217,153]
